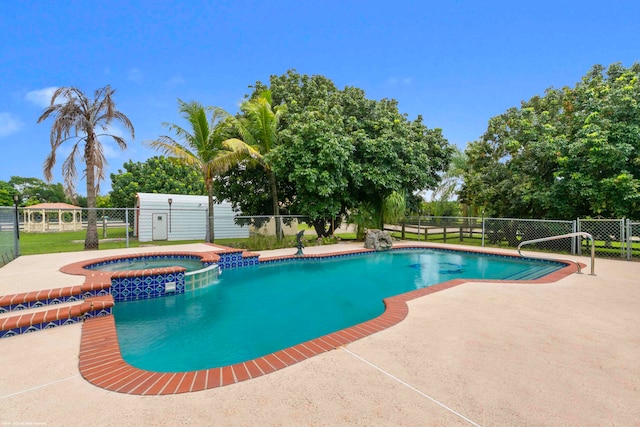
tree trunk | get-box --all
[207,182,214,243]
[84,141,99,250]
[312,218,336,238]
[313,219,327,238]
[267,170,281,240]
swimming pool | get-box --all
[113,248,562,372]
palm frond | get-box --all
[222,138,264,164]
[93,138,107,183]
[43,151,57,182]
[37,84,134,193]
[144,136,202,168]
[61,143,80,194]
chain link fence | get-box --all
[627,220,640,260]
[577,219,626,258]
[2,203,640,262]
[482,218,576,253]
[388,216,640,260]
[9,206,320,254]
[0,207,19,266]
[388,216,576,253]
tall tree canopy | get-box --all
[462,63,640,219]
[109,156,205,208]
[37,85,134,249]
[1,176,68,206]
[145,100,251,242]
[226,91,286,237]
[215,70,453,236]
[0,181,17,206]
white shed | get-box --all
[134,192,249,242]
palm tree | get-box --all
[228,90,286,238]
[431,147,468,202]
[145,100,254,242]
[38,85,134,250]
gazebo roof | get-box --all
[25,202,81,210]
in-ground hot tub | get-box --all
[61,250,260,302]
[84,253,221,301]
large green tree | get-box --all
[215,70,453,237]
[110,156,205,208]
[38,85,134,249]
[5,176,68,205]
[146,100,250,242]
[462,63,640,219]
[0,181,16,206]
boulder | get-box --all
[364,229,393,251]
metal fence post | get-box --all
[481,213,485,247]
[576,218,582,256]
[125,207,130,248]
[620,219,626,259]
[571,220,577,255]
[625,219,630,260]
[13,204,20,257]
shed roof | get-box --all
[136,192,212,205]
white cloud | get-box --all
[0,112,23,137]
[166,75,186,86]
[25,87,59,108]
[385,77,414,87]
[128,68,144,82]
[101,141,121,159]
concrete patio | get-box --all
[0,242,638,426]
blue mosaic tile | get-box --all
[110,271,186,302]
[0,329,19,339]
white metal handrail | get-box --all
[517,232,595,275]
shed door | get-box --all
[152,213,168,240]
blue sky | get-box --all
[1,0,638,195]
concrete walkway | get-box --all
[0,242,639,426]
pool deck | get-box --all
[1,242,639,426]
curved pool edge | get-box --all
[77,245,580,395]
[59,250,222,276]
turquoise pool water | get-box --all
[113,249,562,372]
[90,257,205,272]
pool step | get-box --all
[501,264,562,281]
[0,282,113,339]
[0,300,79,320]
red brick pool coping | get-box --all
[72,245,580,395]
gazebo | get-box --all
[23,202,83,232]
